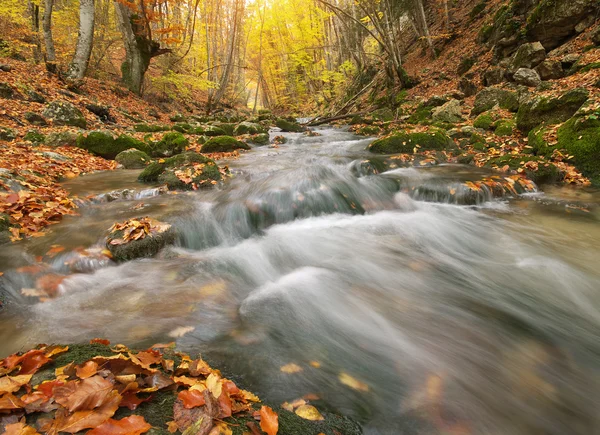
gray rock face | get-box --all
[482,67,506,86]
[513,68,542,87]
[525,0,600,49]
[41,151,69,162]
[424,95,449,107]
[432,99,464,123]
[509,42,546,71]
[472,87,520,115]
[516,87,589,132]
[535,60,564,80]
[592,26,600,45]
[27,90,46,104]
[42,101,87,128]
[45,131,79,148]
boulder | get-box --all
[249,133,270,146]
[45,131,78,148]
[276,118,305,132]
[424,95,448,107]
[77,132,151,159]
[233,121,267,136]
[24,112,47,126]
[592,26,600,45]
[115,148,152,169]
[201,136,250,153]
[516,87,588,132]
[42,101,87,128]
[472,87,520,115]
[0,82,14,99]
[482,67,506,86]
[106,220,176,262]
[535,60,564,80]
[513,68,542,87]
[509,42,546,71]
[85,104,115,123]
[149,132,188,158]
[26,90,46,103]
[138,152,223,190]
[556,115,600,184]
[432,99,464,123]
[0,213,11,245]
[23,130,45,144]
[0,128,16,141]
[368,130,454,154]
[447,126,485,139]
[458,77,478,97]
[561,53,580,69]
[525,0,600,49]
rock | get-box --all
[472,87,520,115]
[574,15,595,33]
[148,108,160,119]
[458,77,478,97]
[26,90,46,103]
[45,131,78,148]
[445,90,466,101]
[534,60,564,80]
[138,152,222,190]
[525,0,600,49]
[107,223,176,262]
[77,131,152,159]
[149,132,188,158]
[457,57,476,76]
[509,42,546,71]
[473,112,499,130]
[41,151,69,161]
[42,101,87,128]
[516,87,589,132]
[432,99,464,123]
[115,148,152,169]
[556,115,600,184]
[368,129,454,154]
[513,68,542,87]
[447,125,484,139]
[494,119,516,136]
[85,104,115,123]
[234,121,267,136]
[0,213,11,245]
[592,26,600,45]
[24,112,47,126]
[424,95,448,107]
[201,136,250,153]
[0,128,16,141]
[561,54,580,69]
[170,113,186,122]
[0,82,14,99]
[249,133,270,146]
[23,130,45,143]
[482,67,506,86]
[276,118,305,132]
[0,64,12,72]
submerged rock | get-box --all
[106,218,176,262]
[138,151,223,190]
[276,118,305,132]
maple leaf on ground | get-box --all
[259,406,278,435]
[86,415,152,435]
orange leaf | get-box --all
[3,422,40,435]
[90,338,111,345]
[87,415,152,435]
[55,390,122,433]
[0,393,25,411]
[0,374,32,394]
[259,406,278,435]
[37,379,65,398]
[177,389,206,409]
[76,361,99,379]
[53,375,116,412]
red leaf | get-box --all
[177,389,206,409]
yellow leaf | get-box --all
[280,363,303,374]
[295,405,324,421]
[338,372,369,391]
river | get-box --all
[1,127,600,434]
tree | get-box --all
[67,0,95,79]
[42,0,56,62]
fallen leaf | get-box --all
[54,390,122,433]
[53,375,116,412]
[3,422,40,435]
[178,389,206,409]
[338,372,369,392]
[0,374,33,394]
[280,363,303,374]
[87,415,152,435]
[206,374,222,399]
[76,361,99,379]
[295,405,324,421]
[259,406,278,435]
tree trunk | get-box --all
[114,1,168,95]
[68,0,95,79]
[413,0,436,58]
[42,0,56,62]
[28,1,42,64]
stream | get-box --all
[1,127,600,434]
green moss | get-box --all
[276,118,304,132]
[115,135,152,155]
[138,162,166,182]
[210,122,235,136]
[0,127,16,141]
[115,149,152,169]
[478,23,494,43]
[516,88,589,132]
[23,130,45,144]
[170,113,186,122]
[157,161,222,190]
[150,132,188,157]
[171,123,194,133]
[470,132,487,145]
[556,116,600,184]
[234,122,267,135]
[368,130,454,154]
[474,113,495,129]
[138,152,214,183]
[408,105,434,125]
[134,124,170,133]
[469,0,487,19]
[201,136,250,153]
[249,133,270,145]
[458,57,476,76]
[494,119,515,136]
[578,62,600,73]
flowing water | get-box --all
[1,127,600,434]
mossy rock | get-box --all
[45,131,78,148]
[368,130,454,154]
[234,121,267,135]
[42,101,86,128]
[494,119,516,136]
[473,112,496,130]
[249,133,270,145]
[470,132,487,148]
[516,88,589,132]
[354,125,382,136]
[407,105,434,125]
[170,113,186,122]
[472,88,519,115]
[276,118,305,132]
[23,130,45,144]
[138,152,215,183]
[157,161,222,190]
[107,226,176,262]
[556,115,600,185]
[77,132,151,160]
[210,122,235,136]
[171,123,194,134]
[0,127,16,141]
[485,154,562,184]
[134,124,170,133]
[0,213,11,245]
[150,132,188,158]
[458,56,476,75]
[527,125,554,156]
[115,148,152,169]
[201,136,250,153]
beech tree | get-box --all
[67,0,95,79]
